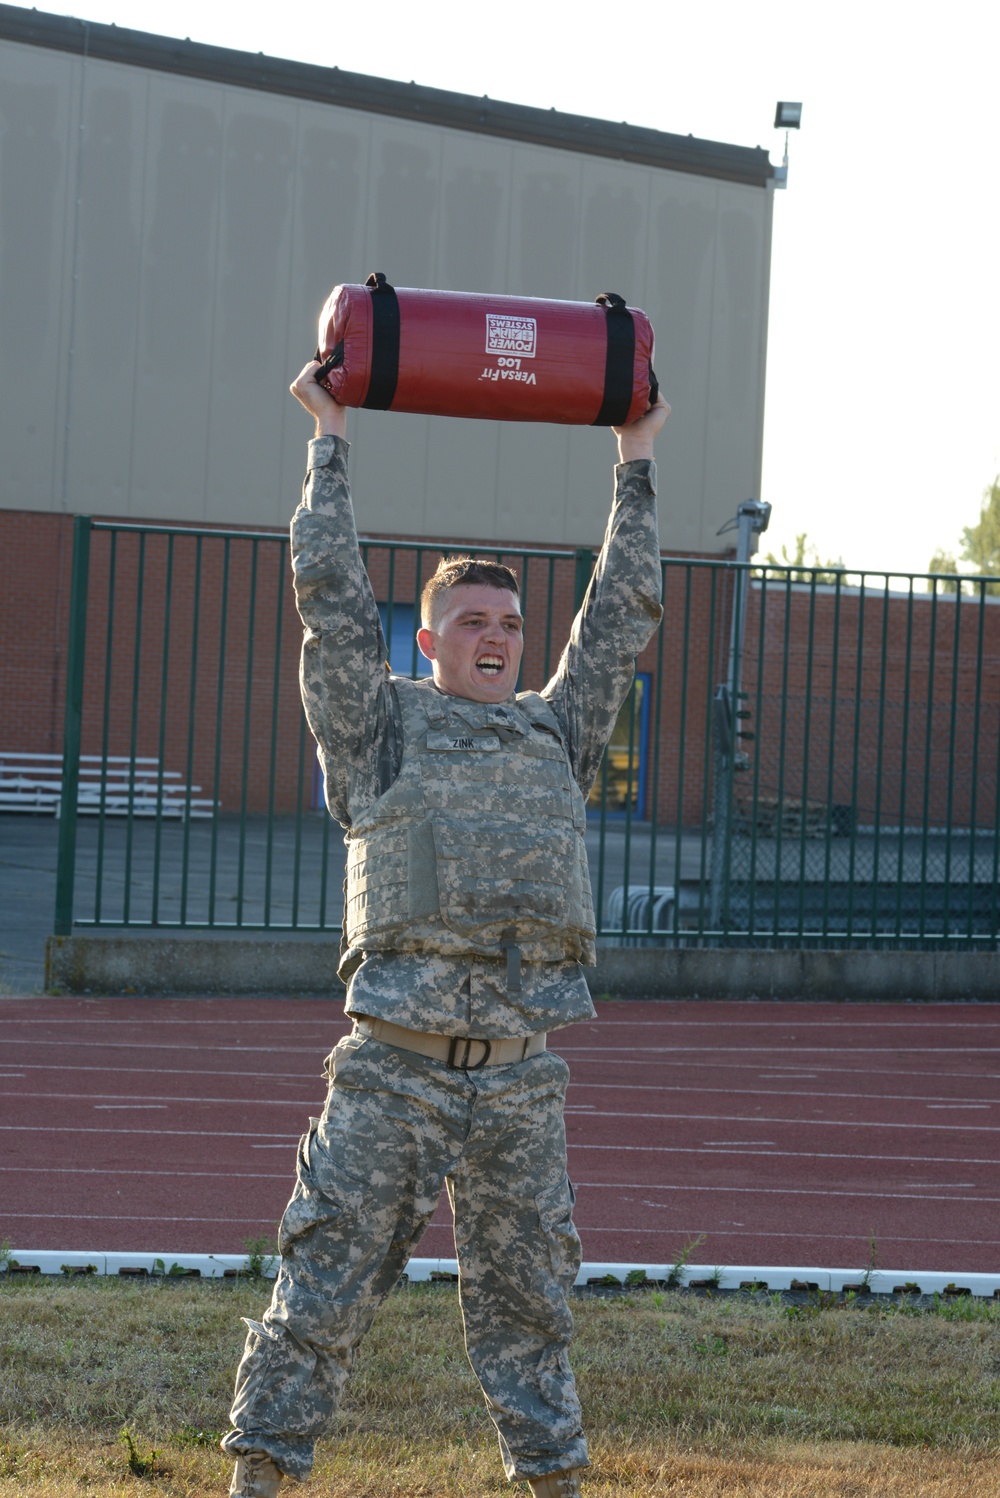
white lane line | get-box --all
[559,1048,999,1060]
[576,1225,1000,1248]
[703,1140,776,1146]
[564,1057,1000,1084]
[2,1040,330,1054]
[8,1059,1000,1088]
[0,1165,291,1179]
[567,1143,1000,1167]
[0,1211,281,1224]
[572,1017,1000,1029]
[9,1092,317,1106]
[561,1107,1000,1133]
[2,1211,992,1256]
[566,1081,1000,1107]
[3,1124,997,1172]
[93,1105,168,1111]
[0,1016,344,1028]
[9,1038,1000,1057]
[0,1125,303,1139]
[13,1083,994,1109]
[3,1064,317,1079]
[7,1012,997,1029]
[573,1181,995,1204]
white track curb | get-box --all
[4,1252,999,1298]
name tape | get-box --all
[427,733,501,752]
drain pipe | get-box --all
[709,500,772,933]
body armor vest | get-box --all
[344,678,596,964]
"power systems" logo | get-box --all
[485,314,537,358]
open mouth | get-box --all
[476,655,504,675]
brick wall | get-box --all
[738,583,1000,830]
[1,510,76,758]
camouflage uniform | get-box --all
[223,435,661,1483]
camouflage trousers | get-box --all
[222,1032,588,1482]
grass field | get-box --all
[1,1277,999,1495]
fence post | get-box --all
[574,547,593,611]
[54,515,92,936]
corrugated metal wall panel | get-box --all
[0,30,773,552]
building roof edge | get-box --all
[0,3,775,187]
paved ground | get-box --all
[3,995,999,1276]
[0,813,707,993]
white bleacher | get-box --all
[0,752,214,818]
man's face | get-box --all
[416,584,524,702]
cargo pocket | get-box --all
[535,1174,582,1288]
[228,1318,281,1430]
[278,1117,371,1256]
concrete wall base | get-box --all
[46,933,1000,1002]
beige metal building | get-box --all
[0,3,776,555]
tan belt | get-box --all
[354,1015,546,1071]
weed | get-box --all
[173,1423,222,1449]
[0,1242,11,1274]
[692,1335,728,1358]
[149,1258,196,1282]
[119,1427,158,1478]
[665,1234,706,1289]
[241,1234,279,1279]
[859,1234,879,1291]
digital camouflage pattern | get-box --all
[291,433,662,1036]
[343,680,596,963]
[223,1034,587,1482]
[224,434,661,1484]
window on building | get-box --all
[378,602,422,678]
[587,673,651,816]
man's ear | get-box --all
[416,626,437,662]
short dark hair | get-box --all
[420,556,520,627]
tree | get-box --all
[927,476,1000,594]
[927,548,960,594]
[961,475,1000,575]
[762,532,846,585]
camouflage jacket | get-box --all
[291,434,662,1036]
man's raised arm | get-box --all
[288,362,392,826]
[543,395,670,797]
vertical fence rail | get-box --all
[54,515,92,936]
[50,522,1000,951]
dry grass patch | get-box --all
[1,1278,999,1495]
[2,1435,1000,1496]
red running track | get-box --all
[2,996,999,1274]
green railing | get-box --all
[53,518,1000,950]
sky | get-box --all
[17,0,1000,574]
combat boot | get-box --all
[229,1452,283,1497]
[528,1470,582,1497]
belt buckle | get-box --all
[446,1036,493,1071]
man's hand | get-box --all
[614,393,670,464]
[290,361,348,440]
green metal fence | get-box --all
[53,517,1000,950]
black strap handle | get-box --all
[362,271,400,410]
[313,340,344,385]
[592,291,635,427]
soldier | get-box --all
[222,367,669,1498]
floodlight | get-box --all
[774,101,802,129]
[772,102,803,189]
